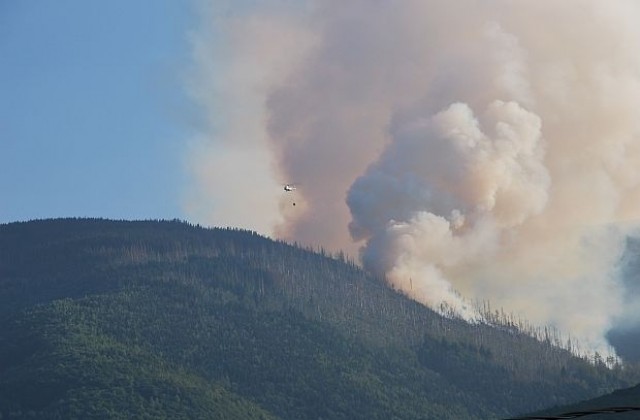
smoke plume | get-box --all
[188,0,640,355]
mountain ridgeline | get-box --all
[528,382,640,419]
[0,218,638,419]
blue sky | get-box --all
[1,1,195,223]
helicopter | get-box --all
[283,184,298,206]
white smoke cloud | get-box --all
[184,1,315,233]
[188,0,640,354]
[349,100,550,322]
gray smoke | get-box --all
[188,0,640,355]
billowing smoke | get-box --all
[348,100,551,321]
[184,1,315,233]
[188,0,640,355]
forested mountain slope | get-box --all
[0,218,637,419]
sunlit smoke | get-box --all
[184,1,314,234]
[188,0,640,355]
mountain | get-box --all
[522,383,640,419]
[0,218,638,419]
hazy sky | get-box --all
[1,1,193,223]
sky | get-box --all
[3,1,640,360]
[1,1,194,223]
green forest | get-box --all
[1,218,638,419]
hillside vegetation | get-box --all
[0,218,638,419]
